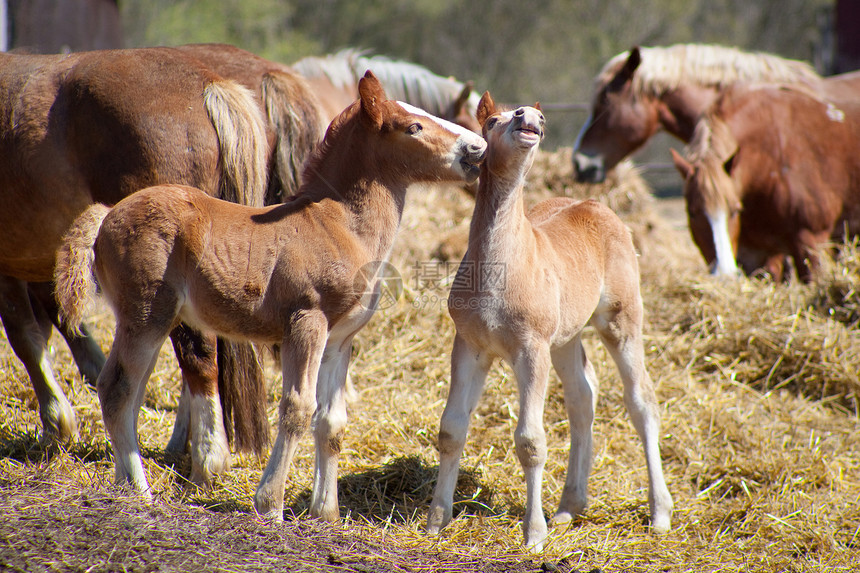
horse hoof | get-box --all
[549,511,573,526]
[425,505,451,535]
[651,515,672,535]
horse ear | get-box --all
[534,102,542,111]
[358,70,385,129]
[608,46,642,93]
[453,81,473,114]
[477,91,495,127]
[723,151,737,175]
[670,148,694,180]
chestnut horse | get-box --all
[293,49,481,133]
[671,84,860,281]
[0,46,323,483]
[55,71,487,520]
[571,44,860,183]
[426,93,672,551]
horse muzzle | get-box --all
[572,152,606,184]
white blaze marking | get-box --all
[707,208,739,277]
[396,101,476,138]
[573,113,593,151]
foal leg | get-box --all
[0,275,76,443]
[255,310,328,520]
[310,337,353,521]
[511,343,552,552]
[427,334,492,536]
[168,324,230,487]
[550,336,599,525]
[28,281,105,387]
[98,325,166,495]
[596,313,673,534]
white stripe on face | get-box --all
[707,208,739,277]
[396,101,476,138]
[573,113,593,152]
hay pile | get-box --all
[1,150,859,571]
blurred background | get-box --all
[2,0,857,193]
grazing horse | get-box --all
[293,49,481,133]
[0,46,322,484]
[55,71,487,520]
[426,93,672,551]
[671,84,860,281]
[571,43,851,183]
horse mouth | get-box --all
[459,157,482,181]
[514,126,543,145]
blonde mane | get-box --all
[598,44,822,97]
[685,111,741,212]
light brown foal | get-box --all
[55,72,487,520]
[426,93,673,551]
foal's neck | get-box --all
[302,151,407,262]
[467,160,534,263]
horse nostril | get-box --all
[467,142,484,154]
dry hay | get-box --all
[1,150,859,572]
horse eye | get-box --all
[406,123,423,135]
[486,117,498,130]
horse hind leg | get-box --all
[0,275,76,443]
[98,326,166,495]
[550,336,599,525]
[28,281,106,387]
[167,324,230,488]
[594,307,673,534]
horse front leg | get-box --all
[168,324,230,487]
[0,275,76,443]
[255,310,328,521]
[512,343,552,552]
[427,334,492,536]
[310,337,353,521]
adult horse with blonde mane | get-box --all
[426,93,672,551]
[572,43,860,183]
[55,71,487,521]
[671,84,860,281]
[293,49,481,133]
[0,46,323,485]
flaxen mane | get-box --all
[352,53,480,119]
[599,44,822,97]
[294,49,480,120]
[292,49,362,91]
[684,111,740,213]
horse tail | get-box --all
[203,79,268,208]
[260,71,326,203]
[54,204,111,334]
[203,78,272,455]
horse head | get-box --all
[573,47,660,183]
[672,147,742,278]
[351,71,487,185]
[476,91,545,180]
